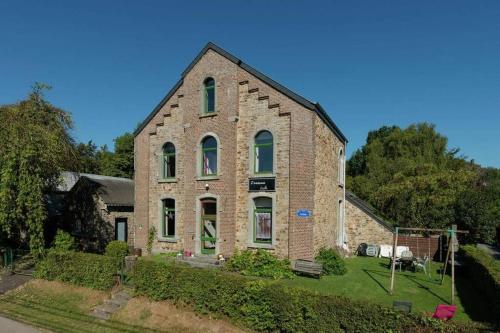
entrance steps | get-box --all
[176,255,224,269]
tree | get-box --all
[96,133,134,178]
[75,141,100,174]
[347,123,476,230]
[75,133,134,179]
[0,84,77,256]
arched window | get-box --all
[254,130,273,174]
[253,197,272,244]
[204,77,215,113]
[161,198,175,238]
[161,142,176,179]
[201,136,217,176]
[338,148,345,185]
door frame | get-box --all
[195,193,220,256]
[114,217,128,242]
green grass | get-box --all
[284,256,481,322]
[0,280,169,333]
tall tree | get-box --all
[347,123,476,230]
[0,84,77,255]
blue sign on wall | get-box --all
[296,209,312,218]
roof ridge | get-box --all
[134,42,347,143]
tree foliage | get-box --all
[347,123,499,243]
[0,84,76,255]
[75,133,134,178]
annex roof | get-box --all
[345,190,394,232]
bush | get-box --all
[224,249,294,279]
[35,251,116,290]
[105,240,129,268]
[133,259,479,333]
[315,247,347,275]
[461,245,500,324]
[52,229,75,251]
[147,226,156,254]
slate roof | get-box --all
[345,190,394,231]
[134,42,347,143]
[58,172,134,207]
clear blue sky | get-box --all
[1,1,499,167]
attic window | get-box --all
[204,77,215,113]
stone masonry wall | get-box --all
[345,199,393,252]
[313,117,345,255]
[234,81,290,258]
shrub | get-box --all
[52,229,75,251]
[315,247,347,275]
[133,259,479,333]
[461,245,500,325]
[224,249,294,279]
[105,240,129,268]
[35,251,116,290]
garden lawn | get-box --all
[284,256,477,322]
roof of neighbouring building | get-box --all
[59,172,134,207]
[134,42,348,143]
[346,191,394,231]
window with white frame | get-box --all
[338,148,345,185]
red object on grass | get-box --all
[432,304,457,320]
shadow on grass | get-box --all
[363,268,450,305]
[455,272,496,325]
[0,298,162,333]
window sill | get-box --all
[199,112,218,119]
[250,173,275,178]
[247,243,275,250]
[158,178,177,183]
[197,176,220,181]
[157,237,178,243]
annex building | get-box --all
[133,43,349,260]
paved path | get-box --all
[0,272,32,295]
[0,316,44,333]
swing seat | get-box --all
[432,304,456,321]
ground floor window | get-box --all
[200,198,217,254]
[115,218,127,242]
[161,199,175,238]
[253,197,272,243]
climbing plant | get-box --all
[0,83,76,256]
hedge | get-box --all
[460,245,500,325]
[34,250,117,290]
[133,259,479,333]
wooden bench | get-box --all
[293,259,322,278]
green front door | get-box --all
[200,199,217,255]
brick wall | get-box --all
[134,47,347,260]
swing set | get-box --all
[389,225,469,305]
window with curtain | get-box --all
[161,199,175,238]
[162,142,176,179]
[201,136,217,176]
[253,197,272,244]
[204,77,215,113]
[254,130,273,174]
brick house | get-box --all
[133,42,349,260]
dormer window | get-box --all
[204,77,215,113]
